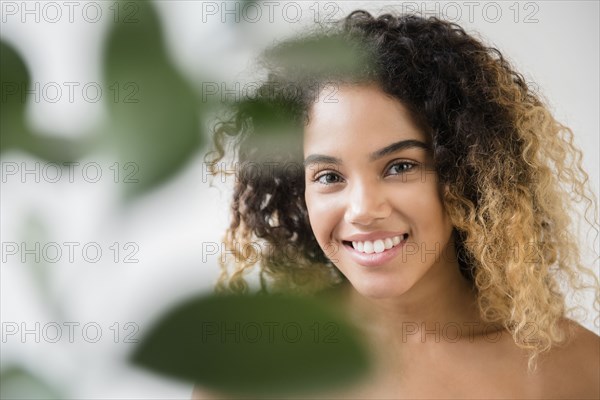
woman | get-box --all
[198,10,599,399]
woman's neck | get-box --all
[340,258,487,345]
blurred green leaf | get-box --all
[236,97,304,166]
[0,366,63,400]
[23,215,52,303]
[265,35,374,81]
[103,0,203,197]
[0,41,29,153]
[0,41,92,163]
[18,134,94,164]
[131,292,371,397]
[21,213,70,322]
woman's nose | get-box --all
[344,181,391,226]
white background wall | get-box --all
[1,1,598,398]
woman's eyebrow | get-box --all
[303,154,342,168]
[303,139,431,168]
[369,139,431,161]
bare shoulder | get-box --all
[542,318,600,398]
[559,318,599,362]
[191,385,227,400]
[191,385,211,400]
[191,385,253,400]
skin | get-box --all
[303,83,474,320]
[301,83,599,399]
[193,84,599,399]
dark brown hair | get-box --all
[205,10,599,371]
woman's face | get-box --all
[303,84,457,299]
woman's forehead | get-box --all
[303,84,431,154]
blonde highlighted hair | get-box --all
[205,10,600,371]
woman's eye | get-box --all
[386,161,416,175]
[315,172,342,185]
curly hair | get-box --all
[205,10,600,372]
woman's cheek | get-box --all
[306,192,338,245]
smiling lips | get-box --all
[342,233,409,267]
[351,234,408,254]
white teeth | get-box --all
[350,235,407,254]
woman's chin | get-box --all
[350,278,412,300]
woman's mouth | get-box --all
[342,233,409,267]
[344,233,409,254]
